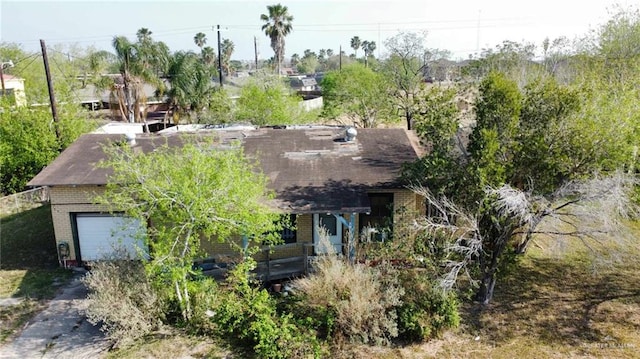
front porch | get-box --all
[196,242,353,282]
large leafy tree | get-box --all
[383,31,428,130]
[260,3,294,75]
[408,70,638,304]
[0,104,94,194]
[321,63,392,128]
[235,74,306,126]
[98,137,281,321]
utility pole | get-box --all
[0,64,5,96]
[40,40,61,142]
[339,45,342,70]
[254,36,259,70]
[217,25,223,88]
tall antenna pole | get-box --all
[40,40,60,143]
[217,25,224,88]
[254,36,259,70]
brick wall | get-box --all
[48,185,424,265]
[49,186,108,263]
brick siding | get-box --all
[48,186,424,266]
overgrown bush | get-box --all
[82,260,165,346]
[212,259,321,358]
[396,269,460,341]
[292,255,403,346]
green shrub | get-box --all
[292,255,403,346]
[396,269,460,341]
[212,259,320,358]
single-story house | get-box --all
[28,126,424,268]
[289,77,318,92]
[0,74,27,107]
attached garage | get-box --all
[74,214,147,262]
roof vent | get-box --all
[125,132,136,146]
[345,127,358,142]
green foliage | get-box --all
[292,256,403,346]
[200,89,235,124]
[407,63,638,303]
[98,138,281,322]
[0,104,95,194]
[260,4,294,74]
[396,281,460,341]
[463,40,541,84]
[235,76,306,125]
[213,259,320,358]
[466,71,522,196]
[165,50,216,121]
[296,52,319,74]
[321,63,392,128]
[383,31,428,129]
[0,43,103,104]
[402,85,462,196]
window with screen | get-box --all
[359,193,393,241]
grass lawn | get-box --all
[0,205,73,343]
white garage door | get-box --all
[76,214,147,261]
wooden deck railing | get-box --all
[199,242,350,282]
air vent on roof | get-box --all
[345,127,357,142]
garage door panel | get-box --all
[76,214,147,261]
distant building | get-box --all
[1,74,27,107]
[289,77,318,92]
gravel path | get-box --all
[0,275,110,359]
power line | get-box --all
[8,55,42,77]
[8,16,542,46]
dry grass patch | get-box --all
[105,333,232,359]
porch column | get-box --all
[332,213,357,262]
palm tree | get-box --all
[137,28,153,43]
[350,36,361,57]
[194,32,207,49]
[221,39,235,76]
[367,41,377,56]
[112,33,166,125]
[201,46,216,66]
[362,41,376,67]
[326,49,334,57]
[164,51,214,124]
[260,3,294,75]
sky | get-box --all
[0,0,633,62]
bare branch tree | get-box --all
[411,172,638,303]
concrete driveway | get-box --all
[0,274,110,359]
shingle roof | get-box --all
[28,127,420,213]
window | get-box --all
[317,213,337,236]
[359,193,393,241]
[280,214,297,244]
